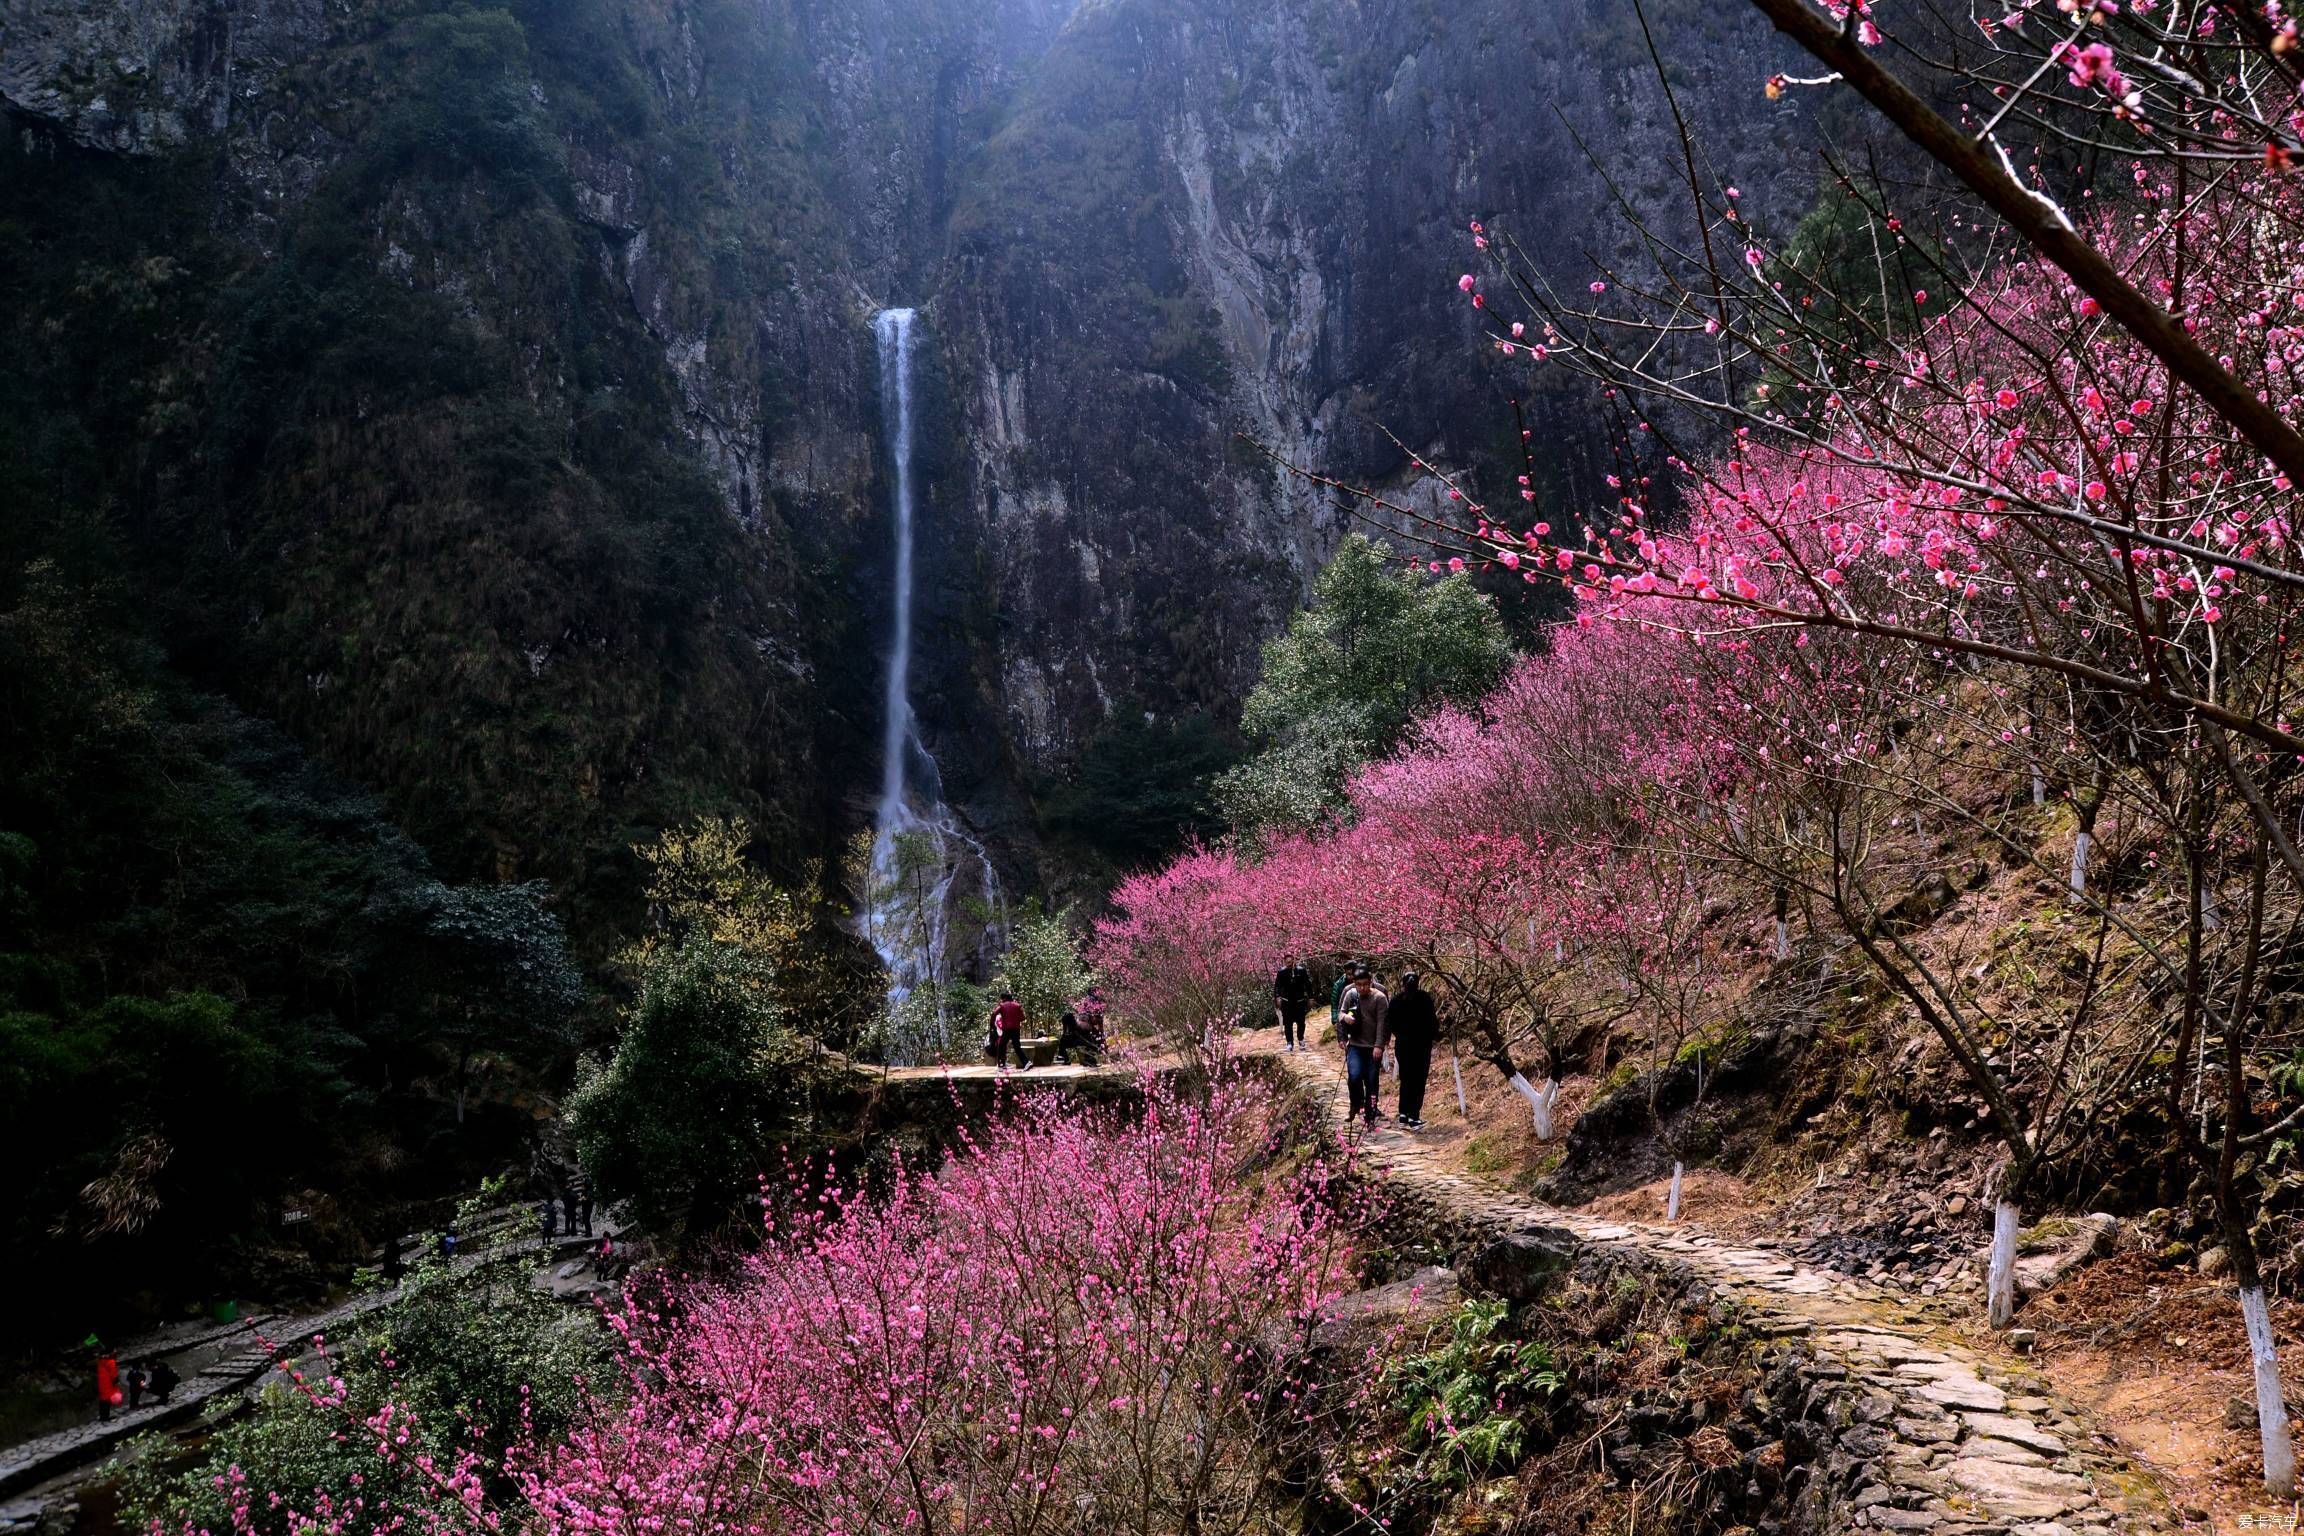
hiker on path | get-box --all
[572,1170,595,1238]
[1336,967,1390,1126]
[145,1357,180,1404]
[382,1234,405,1284]
[1273,958,1314,1052]
[538,1196,559,1242]
[94,1351,122,1423]
[1388,970,1439,1129]
[1076,988,1108,1051]
[1329,960,1359,1037]
[125,1361,150,1410]
[1055,1007,1100,1066]
[987,992,1031,1071]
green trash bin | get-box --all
[210,1299,239,1324]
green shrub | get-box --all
[992,904,1095,1030]
[569,936,841,1238]
[1215,536,1512,838]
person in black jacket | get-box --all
[145,1357,181,1403]
[1388,971,1440,1128]
[1273,958,1314,1052]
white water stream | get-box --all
[863,308,1002,1055]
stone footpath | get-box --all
[1277,1046,2176,1535]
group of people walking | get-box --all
[537,1171,595,1242]
[93,1349,181,1421]
[985,988,1107,1069]
[971,961,1443,1131]
[1275,957,1441,1129]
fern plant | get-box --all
[1383,1299,1567,1492]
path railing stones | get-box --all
[1275,1045,2175,1535]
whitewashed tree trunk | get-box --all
[2031,767,2045,806]
[1773,917,1792,960]
[1519,1077,1559,1140]
[2068,831,2092,899]
[2243,1285,2298,1494]
[1452,1054,1468,1117]
[1666,1162,1685,1222]
[1987,1199,2021,1328]
[1509,1072,1553,1136]
[2202,883,2223,932]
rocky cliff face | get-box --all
[928,0,1818,797]
[0,0,1815,912]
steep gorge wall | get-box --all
[929,0,1823,802]
[0,0,1819,919]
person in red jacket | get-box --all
[986,992,1031,1071]
[95,1352,123,1422]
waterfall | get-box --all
[874,308,923,846]
[863,308,1002,1059]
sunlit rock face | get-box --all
[2,0,1811,890]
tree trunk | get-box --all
[1508,1072,1559,1138]
[1987,1198,2021,1328]
[2242,1284,2297,1494]
[1665,1162,1685,1222]
[1772,886,1792,960]
[2221,1198,2298,1494]
[2069,776,2104,900]
[2032,767,2045,807]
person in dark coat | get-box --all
[1387,971,1440,1129]
[1055,1008,1100,1066]
[381,1234,406,1284]
[1273,958,1314,1052]
[145,1358,180,1403]
[1076,989,1108,1052]
[572,1171,595,1238]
